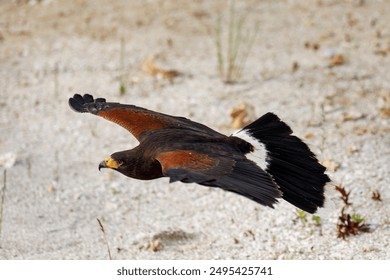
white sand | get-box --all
[0,0,388,259]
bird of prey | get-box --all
[69,94,330,213]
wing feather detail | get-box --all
[156,150,281,207]
[69,94,217,141]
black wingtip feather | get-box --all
[68,94,107,113]
[166,159,281,208]
[69,94,85,113]
[243,113,330,214]
[204,160,281,208]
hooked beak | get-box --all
[98,160,107,171]
[98,156,122,171]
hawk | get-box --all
[69,94,330,213]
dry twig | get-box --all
[97,218,112,260]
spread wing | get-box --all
[69,94,222,142]
[156,150,281,207]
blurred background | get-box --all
[0,0,389,259]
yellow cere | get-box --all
[105,157,122,169]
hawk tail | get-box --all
[234,113,330,213]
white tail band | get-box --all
[233,129,268,170]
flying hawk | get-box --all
[69,94,330,213]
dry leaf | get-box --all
[342,112,365,122]
[353,126,370,135]
[0,152,16,169]
[322,159,340,171]
[149,238,162,252]
[304,133,314,139]
[346,146,359,154]
[244,229,255,240]
[329,54,345,67]
[142,55,180,80]
[291,61,299,72]
[374,49,388,56]
[380,107,390,118]
[371,191,382,201]
[304,42,319,50]
[230,103,255,129]
[347,13,358,27]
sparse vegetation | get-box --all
[335,185,352,206]
[215,0,259,83]
[119,38,127,95]
[293,209,308,224]
[371,190,382,201]
[312,215,321,226]
[337,208,370,239]
[351,213,365,224]
[292,209,322,229]
[335,185,370,239]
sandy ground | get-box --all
[0,0,389,260]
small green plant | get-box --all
[351,213,365,224]
[293,209,321,226]
[214,0,259,83]
[292,209,322,236]
[293,209,308,224]
[312,215,321,226]
[119,37,127,95]
[337,209,370,239]
[119,83,126,95]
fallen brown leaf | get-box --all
[304,41,319,50]
[291,61,299,72]
[304,133,314,139]
[353,126,370,135]
[230,103,255,129]
[329,54,345,67]
[342,112,366,122]
[346,146,359,154]
[380,107,390,118]
[149,238,162,252]
[372,191,382,201]
[142,55,180,81]
[374,49,388,56]
[322,159,340,171]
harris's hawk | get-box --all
[69,94,330,213]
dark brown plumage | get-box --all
[69,94,330,213]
